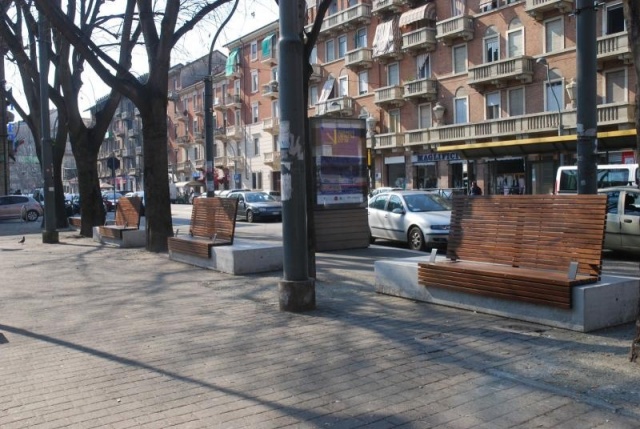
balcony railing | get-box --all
[374,132,405,149]
[344,48,373,70]
[403,78,437,101]
[436,15,474,45]
[312,3,372,38]
[263,117,280,134]
[374,85,405,107]
[177,161,192,172]
[402,27,437,54]
[263,151,282,166]
[468,56,534,90]
[194,132,205,142]
[597,31,631,64]
[261,49,278,66]
[226,125,243,139]
[227,94,242,109]
[525,0,573,20]
[213,98,229,111]
[372,0,403,16]
[315,96,354,117]
[214,156,227,168]
[194,159,205,169]
[262,81,279,99]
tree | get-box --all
[623,0,640,362]
[35,0,236,252]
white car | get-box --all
[125,191,145,215]
[368,190,451,251]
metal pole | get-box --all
[278,0,315,312]
[576,0,598,194]
[204,75,215,196]
[37,10,58,243]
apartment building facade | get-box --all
[304,0,636,195]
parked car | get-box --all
[368,190,451,251]
[0,195,44,222]
[219,188,250,198]
[599,186,640,254]
[124,191,145,216]
[369,187,402,198]
[226,190,282,223]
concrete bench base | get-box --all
[92,226,146,248]
[375,256,640,332]
[169,238,283,275]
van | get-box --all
[555,164,639,194]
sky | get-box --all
[3,0,280,116]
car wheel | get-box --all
[408,226,425,251]
[246,210,254,223]
[369,231,376,244]
[25,209,39,222]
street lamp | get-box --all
[536,57,563,137]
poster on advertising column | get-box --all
[310,117,368,208]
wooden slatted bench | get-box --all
[168,197,239,259]
[68,216,82,229]
[418,195,607,309]
[97,196,142,240]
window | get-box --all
[605,3,625,35]
[347,0,357,6]
[251,70,259,93]
[234,79,240,95]
[453,44,467,74]
[338,76,348,97]
[454,89,468,124]
[235,109,241,127]
[605,69,626,104]
[328,0,338,15]
[271,67,278,82]
[272,100,279,118]
[250,41,258,60]
[358,71,368,95]
[544,69,563,113]
[310,46,318,64]
[484,27,499,63]
[254,137,260,155]
[388,109,400,133]
[338,35,347,59]
[309,85,318,106]
[485,92,500,120]
[507,87,524,116]
[252,102,259,123]
[193,119,199,133]
[326,39,335,62]
[544,17,563,53]
[416,53,430,79]
[452,0,464,16]
[418,104,432,129]
[507,18,523,57]
[355,28,367,49]
[387,62,400,86]
[479,0,497,13]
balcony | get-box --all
[402,27,437,54]
[263,117,280,134]
[121,148,132,158]
[194,159,205,169]
[177,161,193,173]
[403,78,437,102]
[468,56,535,90]
[129,128,139,138]
[213,127,229,142]
[374,85,405,107]
[310,64,323,83]
[313,3,372,39]
[344,48,373,70]
[176,135,192,147]
[373,132,405,149]
[194,106,205,117]
[115,125,126,137]
[262,50,277,66]
[176,112,189,123]
[120,111,131,120]
[213,98,229,112]
[214,156,227,168]
[525,0,573,21]
[194,132,205,143]
[262,81,279,99]
[597,31,632,66]
[436,15,474,46]
[227,94,242,109]
[315,96,354,117]
[226,125,243,139]
[372,0,403,16]
[135,146,142,155]
[168,90,179,101]
[263,151,282,169]
[128,167,140,176]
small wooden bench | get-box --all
[97,196,142,240]
[418,195,607,309]
[68,216,82,229]
[168,197,239,259]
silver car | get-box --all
[0,195,43,222]
[599,186,640,254]
[368,190,451,251]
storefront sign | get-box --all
[413,152,462,164]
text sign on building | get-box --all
[310,118,367,208]
[413,152,462,164]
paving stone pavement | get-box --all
[1,230,640,429]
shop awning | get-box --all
[436,129,637,159]
[372,19,399,57]
[262,33,275,57]
[398,4,431,27]
[225,49,240,76]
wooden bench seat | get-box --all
[97,196,142,240]
[418,195,607,309]
[68,217,82,228]
[168,197,238,258]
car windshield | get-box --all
[403,194,451,212]
[245,192,276,203]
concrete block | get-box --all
[375,257,640,332]
[92,226,146,248]
[169,238,283,275]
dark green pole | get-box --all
[278,0,315,312]
[576,0,598,194]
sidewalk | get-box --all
[1,230,639,429]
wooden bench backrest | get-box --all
[447,195,607,278]
[189,197,239,244]
[115,196,142,229]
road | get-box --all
[1,203,639,278]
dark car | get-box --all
[226,191,282,223]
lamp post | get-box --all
[536,57,563,137]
